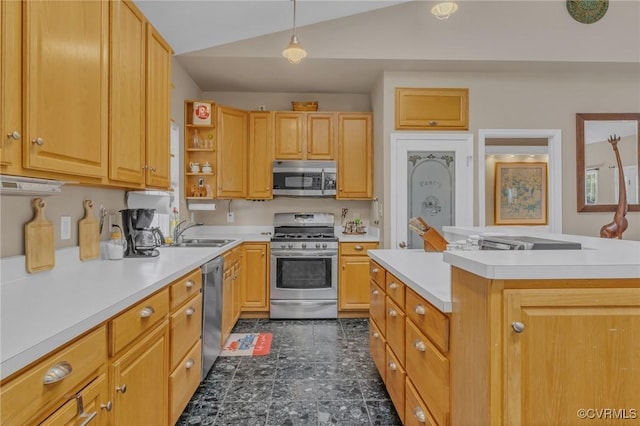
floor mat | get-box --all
[220,332,272,356]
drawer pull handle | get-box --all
[371,268,379,273]
[414,305,426,315]
[372,289,379,296]
[414,340,426,352]
[185,359,195,369]
[101,401,113,411]
[512,321,525,333]
[388,361,397,371]
[140,306,155,318]
[389,282,398,290]
[186,307,196,316]
[43,361,72,384]
[388,309,397,317]
[116,384,127,394]
[185,280,194,289]
[413,407,427,423]
[372,331,379,339]
[354,245,363,251]
[78,411,97,426]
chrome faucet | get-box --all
[173,220,204,244]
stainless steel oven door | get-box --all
[270,251,337,300]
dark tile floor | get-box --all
[177,318,401,425]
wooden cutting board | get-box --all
[79,199,100,261]
[25,198,55,273]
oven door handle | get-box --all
[321,169,325,195]
[270,300,337,306]
[271,252,337,257]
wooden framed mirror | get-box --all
[576,113,640,212]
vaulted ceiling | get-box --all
[134,1,640,93]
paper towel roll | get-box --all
[187,200,217,211]
[126,191,173,214]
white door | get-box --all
[391,132,474,249]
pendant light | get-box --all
[431,2,458,20]
[282,0,307,64]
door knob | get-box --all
[399,241,407,248]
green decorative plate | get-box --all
[566,0,609,24]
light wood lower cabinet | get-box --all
[339,242,379,313]
[369,261,450,426]
[222,247,243,345]
[169,340,202,425]
[109,321,169,426]
[39,374,109,426]
[241,242,269,311]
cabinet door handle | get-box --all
[388,309,397,317]
[140,306,155,318]
[116,384,127,393]
[414,340,426,352]
[31,137,44,146]
[414,305,426,315]
[372,289,379,296]
[185,359,195,369]
[372,331,379,339]
[371,268,379,273]
[43,361,72,384]
[6,131,20,140]
[186,307,196,316]
[388,361,397,371]
[100,401,113,411]
[512,321,525,333]
[185,280,194,289]
[354,245,363,251]
[413,407,427,423]
[428,120,438,126]
[389,282,398,290]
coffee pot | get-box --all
[120,208,160,257]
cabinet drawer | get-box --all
[385,272,405,309]
[169,340,202,425]
[340,242,378,256]
[110,288,169,355]
[386,345,406,424]
[405,378,438,426]
[369,260,385,286]
[1,326,106,425]
[405,319,449,426]
[386,297,406,365]
[170,269,202,310]
[406,287,449,353]
[170,292,203,371]
[369,281,386,335]
[369,318,386,383]
[39,374,108,426]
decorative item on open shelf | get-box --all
[292,101,318,111]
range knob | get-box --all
[280,244,286,249]
[287,244,293,249]
[315,243,321,249]
[322,243,327,249]
[301,243,307,249]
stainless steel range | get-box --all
[270,212,338,319]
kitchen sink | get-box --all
[173,238,235,248]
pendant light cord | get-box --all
[292,0,297,35]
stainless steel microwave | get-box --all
[272,160,336,197]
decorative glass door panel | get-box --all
[391,133,473,249]
[408,151,455,248]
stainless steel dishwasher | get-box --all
[201,255,224,380]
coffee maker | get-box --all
[120,209,162,257]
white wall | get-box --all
[380,69,640,244]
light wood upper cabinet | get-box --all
[247,112,273,199]
[503,288,640,426]
[337,113,373,199]
[145,24,173,189]
[0,0,22,174]
[274,112,335,160]
[241,242,269,311]
[395,87,469,130]
[217,106,247,198]
[23,0,109,178]
[109,0,146,187]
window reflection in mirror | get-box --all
[576,113,640,212]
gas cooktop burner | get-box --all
[273,233,335,239]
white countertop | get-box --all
[368,250,452,312]
[442,227,640,280]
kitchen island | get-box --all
[369,230,639,426]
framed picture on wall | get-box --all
[494,162,548,225]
